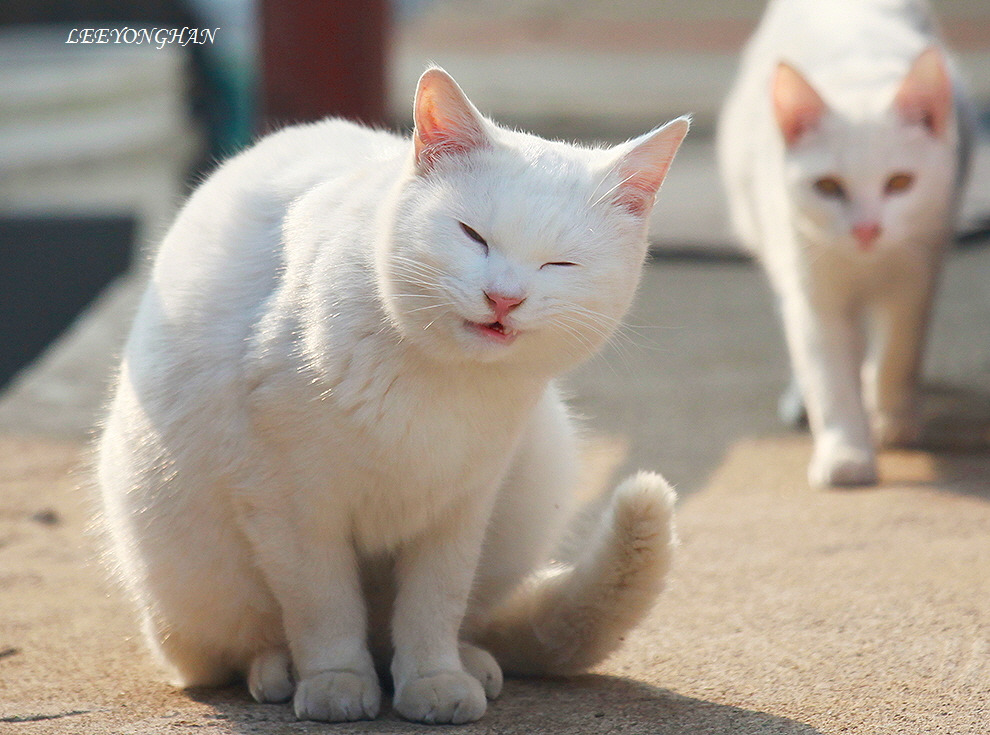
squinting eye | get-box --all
[459,222,488,252]
[813,176,847,200]
[540,261,579,269]
[885,173,914,195]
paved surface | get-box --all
[2,1,990,733]
[2,249,989,734]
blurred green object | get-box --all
[183,0,257,160]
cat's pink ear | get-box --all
[608,116,690,217]
[895,46,953,137]
[413,67,490,173]
[773,62,826,147]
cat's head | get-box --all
[377,67,688,371]
[772,46,958,254]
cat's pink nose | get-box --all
[852,222,881,250]
[485,291,525,322]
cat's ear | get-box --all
[606,116,690,217]
[413,67,490,173]
[894,46,953,137]
[773,62,826,147]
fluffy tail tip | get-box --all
[610,471,677,548]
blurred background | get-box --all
[1,0,988,488]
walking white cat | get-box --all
[718,0,970,486]
[98,68,688,724]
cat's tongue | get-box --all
[467,320,519,345]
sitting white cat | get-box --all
[98,67,688,724]
[717,0,971,486]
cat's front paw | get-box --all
[393,670,487,724]
[459,642,502,699]
[809,440,877,487]
[293,669,381,722]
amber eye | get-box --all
[885,173,914,195]
[459,222,488,252]
[813,176,847,200]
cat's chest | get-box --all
[340,363,527,485]
[249,336,534,538]
[333,368,532,548]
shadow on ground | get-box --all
[771,381,990,499]
[920,382,990,500]
[921,382,990,449]
[189,675,824,735]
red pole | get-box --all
[260,0,389,131]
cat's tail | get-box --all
[475,471,677,676]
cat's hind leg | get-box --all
[248,648,294,703]
[135,553,288,694]
[150,621,238,689]
[100,401,286,695]
[459,642,502,699]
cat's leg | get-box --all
[248,648,294,703]
[101,398,283,692]
[456,389,578,694]
[458,642,502,700]
[150,621,239,688]
[779,289,876,486]
[468,389,578,619]
[234,484,380,722]
[390,498,493,724]
[866,283,934,448]
[778,373,808,428]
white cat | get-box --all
[97,68,688,724]
[717,0,970,486]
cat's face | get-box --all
[378,68,688,370]
[785,111,955,252]
[774,48,957,254]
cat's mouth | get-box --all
[465,319,519,345]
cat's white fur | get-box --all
[98,68,688,724]
[717,0,970,486]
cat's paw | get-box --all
[809,441,877,487]
[293,669,380,722]
[393,670,487,724]
[248,648,294,704]
[459,642,502,699]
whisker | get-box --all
[404,302,449,315]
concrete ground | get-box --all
[2,249,989,734]
[2,1,990,733]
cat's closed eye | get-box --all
[459,222,488,253]
[884,172,914,195]
[540,261,579,269]
[813,176,847,200]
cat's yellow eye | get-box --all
[884,173,914,195]
[813,176,846,200]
